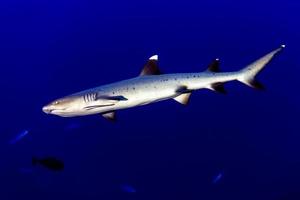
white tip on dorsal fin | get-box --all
[149,55,158,61]
[139,54,161,76]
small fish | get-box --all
[212,172,223,184]
[9,130,30,144]
[32,157,64,171]
[120,184,137,193]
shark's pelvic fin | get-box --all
[102,112,116,121]
[140,55,161,76]
[174,85,192,105]
[173,93,192,105]
[237,45,285,89]
[206,58,220,72]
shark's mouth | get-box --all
[43,107,67,114]
[83,104,115,111]
[48,108,69,114]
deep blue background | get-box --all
[0,0,299,199]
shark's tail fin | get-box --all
[237,45,285,89]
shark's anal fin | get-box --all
[210,82,227,94]
[102,112,116,121]
[173,93,192,105]
[140,55,161,76]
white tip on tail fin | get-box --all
[237,45,285,89]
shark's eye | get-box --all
[54,101,59,105]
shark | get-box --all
[42,45,285,121]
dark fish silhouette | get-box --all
[32,157,64,171]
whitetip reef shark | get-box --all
[43,45,285,121]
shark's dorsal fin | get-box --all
[206,58,220,72]
[173,93,192,105]
[102,112,116,121]
[140,55,161,76]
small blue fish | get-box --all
[9,130,30,144]
[120,184,137,193]
[212,172,223,184]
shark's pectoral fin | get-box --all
[140,55,162,76]
[173,93,192,105]
[102,111,116,121]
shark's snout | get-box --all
[42,105,53,114]
[42,96,82,116]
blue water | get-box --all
[1,0,299,199]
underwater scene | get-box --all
[0,0,299,199]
